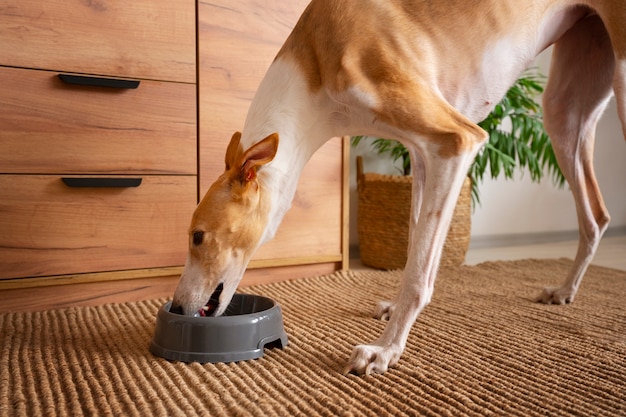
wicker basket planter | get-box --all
[356,156,471,270]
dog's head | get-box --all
[171,131,279,316]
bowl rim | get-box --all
[150,294,288,363]
[160,294,278,323]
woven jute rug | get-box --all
[1,259,625,416]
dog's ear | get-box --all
[239,133,279,183]
[225,131,243,171]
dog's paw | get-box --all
[373,301,395,320]
[342,343,402,375]
[536,287,575,305]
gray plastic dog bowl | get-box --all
[150,294,288,363]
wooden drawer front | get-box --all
[0,0,195,83]
[199,0,310,95]
[0,175,196,279]
[0,66,196,175]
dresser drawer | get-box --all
[0,0,195,83]
[0,175,196,279]
[0,66,196,175]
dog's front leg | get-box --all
[344,118,486,375]
[344,272,432,375]
[372,147,426,323]
[342,167,442,375]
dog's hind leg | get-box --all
[537,15,616,304]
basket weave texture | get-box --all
[356,157,471,270]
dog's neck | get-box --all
[240,57,338,244]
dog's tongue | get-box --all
[198,283,224,317]
[198,300,219,317]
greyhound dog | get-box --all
[172,0,626,375]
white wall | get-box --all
[349,50,626,248]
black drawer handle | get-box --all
[58,74,140,89]
[62,178,143,188]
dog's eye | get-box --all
[192,230,204,246]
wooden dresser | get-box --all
[0,0,348,311]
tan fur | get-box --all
[192,132,279,257]
[173,0,626,376]
[172,133,278,316]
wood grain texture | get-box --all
[0,175,197,279]
[0,66,196,175]
[0,0,196,83]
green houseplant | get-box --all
[353,69,566,269]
